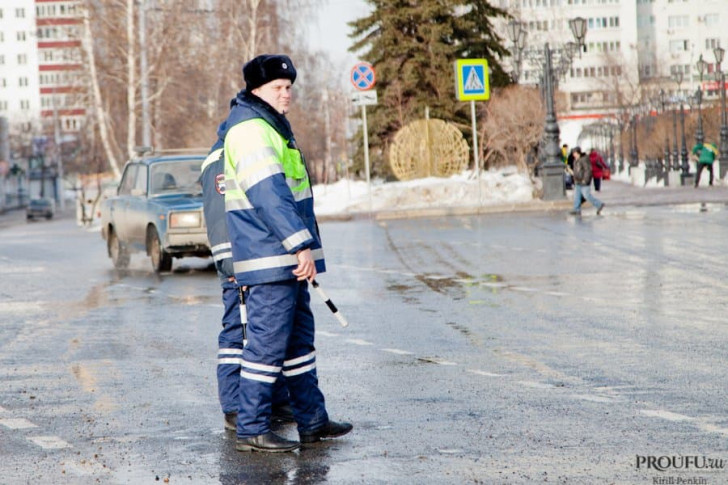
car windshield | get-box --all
[30,199,51,207]
[149,160,203,195]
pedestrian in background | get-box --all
[692,141,718,187]
[200,139,294,433]
[220,54,352,453]
[589,148,609,191]
[570,146,605,216]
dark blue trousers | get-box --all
[217,283,288,415]
[237,279,328,438]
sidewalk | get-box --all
[359,179,728,221]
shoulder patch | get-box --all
[215,173,226,195]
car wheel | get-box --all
[148,228,172,273]
[109,229,130,269]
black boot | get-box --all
[224,413,237,431]
[272,404,295,424]
[236,432,300,453]
[300,421,353,444]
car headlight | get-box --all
[169,211,201,228]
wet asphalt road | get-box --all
[2,200,728,484]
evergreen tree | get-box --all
[348,0,509,177]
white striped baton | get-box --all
[311,280,349,327]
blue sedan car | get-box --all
[100,151,211,272]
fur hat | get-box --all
[243,54,297,91]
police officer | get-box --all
[219,54,352,453]
[200,135,293,433]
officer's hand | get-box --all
[293,248,316,282]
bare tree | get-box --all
[480,85,545,174]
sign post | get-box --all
[351,62,377,212]
[454,59,490,204]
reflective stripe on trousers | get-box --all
[218,286,289,416]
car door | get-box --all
[125,163,150,247]
[111,163,139,243]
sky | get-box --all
[309,0,371,76]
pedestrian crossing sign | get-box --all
[454,59,490,101]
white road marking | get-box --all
[437,448,465,454]
[316,330,339,337]
[381,348,414,355]
[511,286,538,292]
[0,418,38,429]
[345,338,374,346]
[517,381,557,389]
[28,436,71,449]
[639,409,728,435]
[640,409,693,422]
[570,394,616,403]
[418,357,457,366]
[467,369,503,377]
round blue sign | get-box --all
[351,62,376,91]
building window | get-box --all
[15,8,25,18]
[704,14,719,27]
[17,31,26,41]
[17,54,28,65]
[20,100,30,110]
[706,38,720,50]
[19,77,28,87]
[669,40,688,53]
[668,15,689,29]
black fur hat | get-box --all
[243,54,297,91]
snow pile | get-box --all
[312,166,536,215]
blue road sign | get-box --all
[351,62,376,91]
[454,59,490,101]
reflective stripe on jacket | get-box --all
[223,100,325,286]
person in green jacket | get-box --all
[692,141,718,187]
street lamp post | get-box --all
[506,20,527,83]
[671,73,682,172]
[695,55,707,146]
[714,46,728,179]
[609,125,615,172]
[660,89,670,184]
[618,118,625,173]
[629,113,639,169]
[672,73,692,183]
[679,100,692,183]
[539,17,587,201]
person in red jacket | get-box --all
[589,148,609,191]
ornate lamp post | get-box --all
[618,117,625,173]
[608,124,616,172]
[506,20,527,83]
[629,112,639,169]
[695,54,707,146]
[539,16,587,200]
[714,46,728,179]
[660,89,670,182]
[671,72,682,171]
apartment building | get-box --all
[0,0,84,139]
[496,0,728,142]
